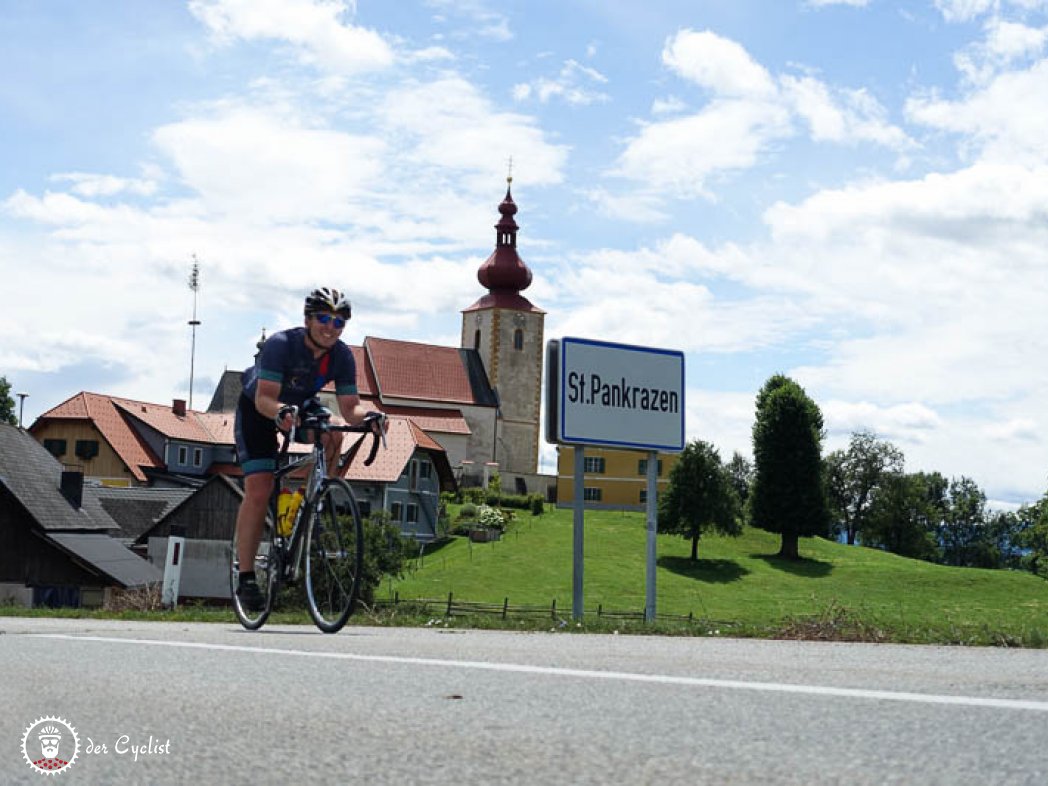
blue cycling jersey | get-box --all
[241,327,358,406]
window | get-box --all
[409,460,419,490]
[74,440,99,460]
[513,328,524,350]
[584,488,603,502]
[639,489,648,504]
[358,501,371,519]
[390,502,403,522]
[474,329,481,350]
[418,462,432,480]
[406,504,419,524]
[638,459,663,476]
[584,456,605,474]
[193,447,203,467]
[43,439,67,457]
[178,446,188,465]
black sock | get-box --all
[239,571,256,586]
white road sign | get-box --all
[547,337,685,452]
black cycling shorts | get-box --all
[234,395,279,476]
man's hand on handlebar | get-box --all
[274,404,298,433]
[363,411,388,446]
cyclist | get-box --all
[233,286,381,611]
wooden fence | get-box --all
[373,592,705,624]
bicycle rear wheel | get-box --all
[304,478,364,633]
[230,517,280,630]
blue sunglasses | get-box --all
[314,313,347,329]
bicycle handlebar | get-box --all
[277,406,387,467]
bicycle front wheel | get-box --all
[304,478,364,633]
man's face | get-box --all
[40,736,60,758]
[307,310,346,349]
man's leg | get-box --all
[236,472,274,572]
[322,430,345,477]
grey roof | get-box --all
[46,532,162,588]
[93,486,194,540]
[0,424,117,532]
[207,369,243,412]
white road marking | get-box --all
[33,633,1048,713]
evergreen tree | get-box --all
[749,375,830,559]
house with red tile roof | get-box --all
[29,393,236,486]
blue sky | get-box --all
[2,0,1047,505]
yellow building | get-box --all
[555,445,679,510]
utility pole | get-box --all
[187,256,202,410]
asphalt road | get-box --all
[2,617,1047,785]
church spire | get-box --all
[468,177,538,310]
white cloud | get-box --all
[953,19,1048,84]
[512,59,609,106]
[189,0,394,73]
[378,77,569,190]
[50,172,159,198]
[662,29,776,98]
[935,0,1048,22]
[934,0,997,22]
[612,99,791,197]
[822,400,944,443]
[780,76,914,149]
[423,0,512,41]
[907,59,1048,164]
[806,0,870,6]
[152,106,387,223]
[651,95,688,115]
[583,188,669,223]
[612,30,911,202]
[983,417,1040,442]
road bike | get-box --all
[230,402,385,633]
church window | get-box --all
[513,328,524,350]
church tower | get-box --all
[462,179,545,479]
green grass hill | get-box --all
[391,506,1048,645]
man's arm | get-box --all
[255,379,295,431]
[336,393,367,426]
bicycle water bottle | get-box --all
[276,488,295,536]
[287,489,304,530]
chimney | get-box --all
[173,399,187,417]
[60,471,84,509]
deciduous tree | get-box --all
[658,440,741,560]
[0,376,17,426]
[825,430,904,545]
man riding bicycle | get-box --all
[233,286,382,612]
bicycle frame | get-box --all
[270,440,328,583]
[269,413,385,583]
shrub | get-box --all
[477,504,506,531]
[458,502,478,521]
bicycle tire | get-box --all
[303,478,364,633]
[230,517,280,630]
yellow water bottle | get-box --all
[276,488,294,536]
[287,489,304,531]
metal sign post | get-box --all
[573,446,585,620]
[546,337,685,624]
[645,449,658,621]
